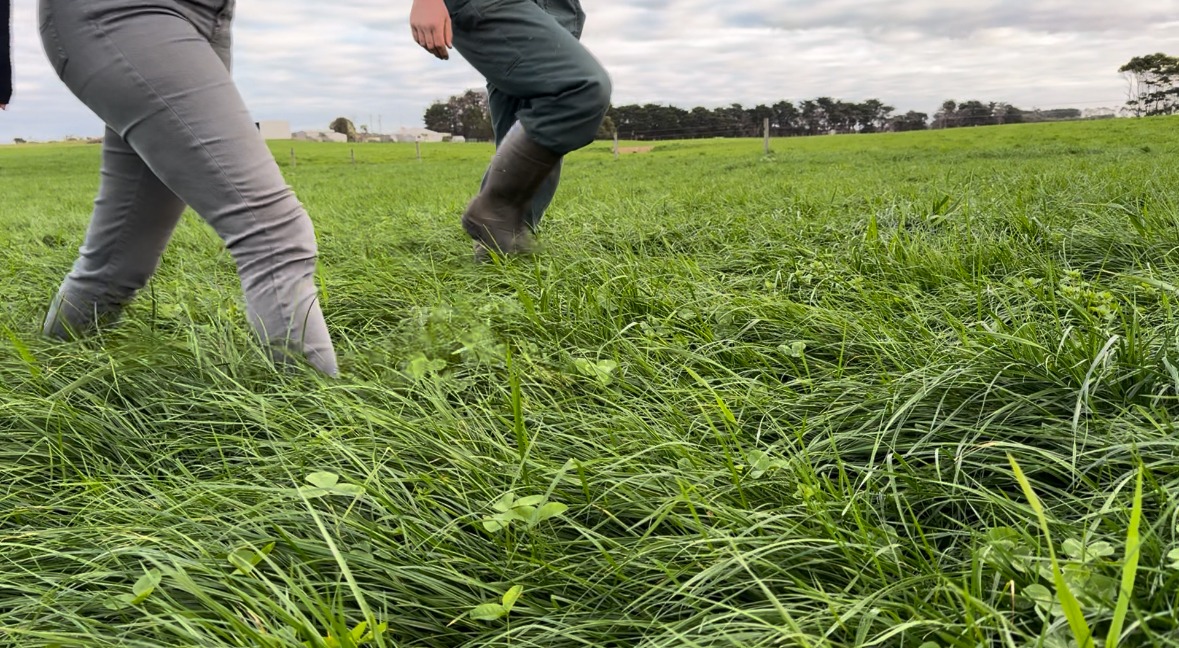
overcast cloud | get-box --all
[2,0,1176,142]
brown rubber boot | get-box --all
[462,122,561,262]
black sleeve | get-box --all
[1,0,12,105]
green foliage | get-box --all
[468,585,524,623]
[422,89,493,141]
[329,117,358,143]
[103,568,163,611]
[299,471,366,500]
[303,620,387,648]
[595,114,616,140]
[481,493,568,532]
[1119,52,1179,117]
[229,541,276,575]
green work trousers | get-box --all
[446,0,611,230]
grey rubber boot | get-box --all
[462,122,561,262]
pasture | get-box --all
[2,117,1179,646]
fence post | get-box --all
[416,139,422,162]
[763,118,771,155]
[613,131,619,161]
[290,147,296,168]
[351,148,355,165]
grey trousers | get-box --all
[450,0,610,231]
[38,0,337,376]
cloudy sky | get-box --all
[2,0,1176,142]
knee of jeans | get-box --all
[283,210,320,257]
[557,68,611,150]
[231,209,320,264]
[581,66,613,115]
[283,230,319,261]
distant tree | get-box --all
[596,115,616,140]
[1021,108,1082,123]
[329,117,358,142]
[932,100,957,129]
[799,99,821,135]
[748,104,774,135]
[992,103,1023,125]
[1119,53,1179,117]
[770,101,799,136]
[423,102,453,134]
[686,106,721,137]
[814,97,838,133]
[955,100,992,127]
[605,104,640,139]
[933,99,1035,128]
[1043,108,1081,120]
[421,89,493,140]
[888,111,928,132]
[454,89,493,141]
[719,103,753,137]
[858,99,894,133]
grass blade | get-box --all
[1106,467,1144,647]
[1009,454,1094,648]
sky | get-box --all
[2,0,1177,143]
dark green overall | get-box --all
[445,0,611,230]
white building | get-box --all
[393,127,449,143]
[293,129,348,143]
[256,120,291,140]
[357,133,393,143]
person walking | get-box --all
[409,0,612,260]
[32,0,338,375]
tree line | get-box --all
[605,100,923,140]
[416,53,1172,142]
[421,94,1096,142]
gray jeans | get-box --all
[38,0,337,376]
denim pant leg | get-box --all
[38,0,337,375]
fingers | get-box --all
[435,16,451,59]
[413,28,430,56]
[418,24,444,59]
[422,25,436,55]
[430,22,448,59]
[428,26,448,59]
[410,15,451,60]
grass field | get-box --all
[4,116,1179,647]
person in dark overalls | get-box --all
[2,0,11,109]
[410,0,612,260]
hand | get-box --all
[410,0,453,60]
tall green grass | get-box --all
[3,117,1179,646]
